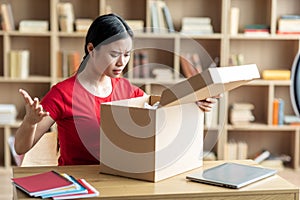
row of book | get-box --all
[9,50,30,79]
[0,2,92,32]
[224,140,248,160]
[12,170,99,199]
[149,0,175,33]
[133,51,151,79]
[272,98,284,125]
[57,50,81,78]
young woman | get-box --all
[14,13,217,165]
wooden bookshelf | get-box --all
[0,0,299,169]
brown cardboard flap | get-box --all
[160,64,260,107]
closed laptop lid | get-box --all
[186,162,277,189]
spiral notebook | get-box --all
[186,162,277,189]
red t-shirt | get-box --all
[41,75,144,165]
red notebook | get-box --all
[12,170,74,196]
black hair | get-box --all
[77,13,134,73]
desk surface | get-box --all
[13,160,299,200]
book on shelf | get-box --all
[181,17,214,34]
[75,18,92,33]
[253,150,291,171]
[9,50,30,79]
[284,115,300,125]
[179,53,202,78]
[204,99,219,128]
[272,98,284,125]
[19,20,48,32]
[12,171,99,199]
[228,53,244,66]
[0,3,15,31]
[133,51,150,78]
[229,102,255,125]
[262,69,291,80]
[278,15,300,33]
[152,68,173,81]
[57,50,81,78]
[244,24,269,36]
[230,7,239,35]
[224,140,248,160]
[125,20,144,33]
[253,150,271,163]
[57,2,75,32]
[0,104,17,124]
[149,0,174,33]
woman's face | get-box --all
[92,36,132,78]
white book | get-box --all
[57,2,74,32]
[182,17,211,25]
[19,20,49,32]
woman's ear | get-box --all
[87,43,94,53]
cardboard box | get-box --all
[100,64,260,182]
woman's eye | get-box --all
[111,53,119,58]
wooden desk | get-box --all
[13,160,299,200]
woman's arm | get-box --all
[14,89,55,155]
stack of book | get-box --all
[180,17,214,35]
[244,24,269,36]
[284,115,300,126]
[0,104,17,124]
[75,18,92,33]
[12,170,99,199]
[277,15,300,34]
[229,103,255,125]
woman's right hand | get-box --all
[19,89,50,125]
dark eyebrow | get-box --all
[111,50,132,54]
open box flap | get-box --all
[159,64,260,107]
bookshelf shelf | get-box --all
[0,0,299,169]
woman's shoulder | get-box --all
[54,75,77,88]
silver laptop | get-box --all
[186,162,277,189]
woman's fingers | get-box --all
[19,89,34,105]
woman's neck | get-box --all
[77,70,112,97]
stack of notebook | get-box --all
[11,170,99,199]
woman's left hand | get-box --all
[197,95,222,112]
